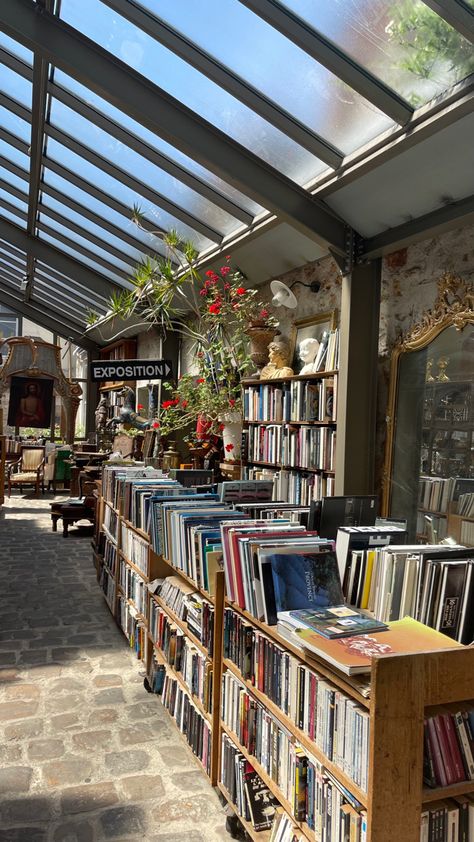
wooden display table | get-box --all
[50,500,95,537]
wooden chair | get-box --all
[7,445,46,497]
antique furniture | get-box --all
[50,499,95,537]
[382,273,473,541]
[7,444,46,496]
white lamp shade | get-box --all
[270,280,298,309]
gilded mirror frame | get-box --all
[382,272,474,516]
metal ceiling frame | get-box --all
[421,0,474,44]
[0,273,98,349]
[361,193,474,258]
[0,216,122,298]
[237,0,414,124]
[0,0,349,254]
[0,44,257,228]
[100,0,344,169]
[34,266,108,309]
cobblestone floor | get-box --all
[0,493,231,842]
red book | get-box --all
[434,715,457,785]
[441,713,467,783]
[426,717,448,786]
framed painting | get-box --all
[290,310,338,373]
[7,376,54,429]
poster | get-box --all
[7,376,54,429]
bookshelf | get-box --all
[0,435,5,506]
[92,479,474,842]
[241,372,338,505]
[99,338,138,424]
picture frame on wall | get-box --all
[7,376,54,429]
[290,310,338,373]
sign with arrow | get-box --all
[90,359,173,382]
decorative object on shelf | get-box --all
[260,340,294,380]
[290,311,338,373]
[95,396,108,432]
[425,358,435,382]
[436,355,450,381]
[298,337,320,374]
[382,272,474,537]
[162,441,180,471]
[270,278,321,309]
[246,322,280,375]
[220,411,242,461]
[107,386,151,432]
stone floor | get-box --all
[0,493,232,842]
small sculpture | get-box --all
[298,337,320,374]
[107,386,151,431]
[260,340,294,380]
[95,396,108,432]
[437,356,450,382]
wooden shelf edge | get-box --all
[155,552,215,603]
[242,371,338,385]
[243,460,335,475]
[118,549,149,582]
[222,658,368,808]
[122,518,150,541]
[422,779,474,803]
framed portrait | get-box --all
[143,428,156,459]
[290,310,338,373]
[7,376,54,429]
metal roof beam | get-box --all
[34,264,109,306]
[101,0,343,169]
[0,216,122,298]
[0,0,348,254]
[31,283,90,323]
[0,275,98,349]
[421,0,474,44]
[0,44,256,225]
[362,194,474,258]
[25,0,54,301]
[237,0,413,125]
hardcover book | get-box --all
[243,768,278,830]
[278,617,463,675]
[282,606,388,638]
[261,546,341,625]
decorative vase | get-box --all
[220,411,242,461]
[196,414,212,441]
[246,323,279,375]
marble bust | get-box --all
[298,337,320,374]
[260,341,294,379]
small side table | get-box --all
[50,501,95,537]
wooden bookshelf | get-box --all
[0,435,6,506]
[93,485,474,842]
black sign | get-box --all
[90,359,172,382]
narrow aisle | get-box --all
[0,495,230,842]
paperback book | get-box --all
[281,606,388,639]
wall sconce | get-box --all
[270,279,321,309]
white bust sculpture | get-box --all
[298,337,320,374]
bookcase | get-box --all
[241,372,338,506]
[99,338,138,424]
[0,434,5,506]
[92,480,474,842]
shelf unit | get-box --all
[241,373,338,505]
[98,338,138,425]
[92,486,474,842]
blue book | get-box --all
[261,549,344,625]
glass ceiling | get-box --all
[0,0,472,338]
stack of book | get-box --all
[343,541,474,644]
[120,523,149,575]
[220,733,278,832]
[161,671,212,775]
[420,796,474,841]
[116,597,145,659]
[245,424,336,472]
[418,476,456,514]
[244,466,335,506]
[118,560,146,615]
[243,377,337,424]
[152,577,215,652]
[103,504,119,543]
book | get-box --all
[262,548,343,625]
[277,617,463,675]
[243,768,278,830]
[282,606,388,639]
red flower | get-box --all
[162,400,174,409]
[224,282,230,290]
[220,265,231,275]
[209,303,221,315]
[199,288,207,296]
[236,287,246,295]
[205,270,214,277]
[225,443,234,452]
[219,423,225,431]
[225,255,231,260]
[196,378,205,384]
[152,421,160,429]
[181,400,188,408]
[137,403,144,410]
[229,399,236,408]
[259,309,269,319]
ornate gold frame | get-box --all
[382,272,474,515]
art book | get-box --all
[277,617,463,675]
[262,548,343,625]
[282,605,388,638]
[243,768,279,830]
